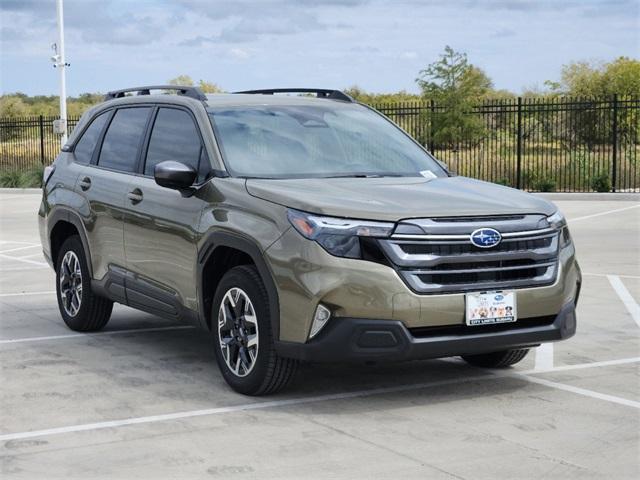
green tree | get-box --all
[601,57,640,96]
[0,95,28,118]
[416,46,493,147]
[168,75,195,86]
[343,86,420,104]
[197,80,223,93]
[548,57,640,96]
[168,76,224,93]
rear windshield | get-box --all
[207,104,445,179]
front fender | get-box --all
[197,231,282,339]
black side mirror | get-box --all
[154,161,197,191]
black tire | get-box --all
[211,265,297,396]
[55,236,113,332]
[461,348,530,368]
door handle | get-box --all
[79,177,91,191]
[127,188,143,204]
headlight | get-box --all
[546,211,567,229]
[547,211,571,248]
[287,209,394,258]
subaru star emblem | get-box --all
[470,228,502,248]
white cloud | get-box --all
[0,0,637,95]
[400,51,418,60]
[229,47,251,59]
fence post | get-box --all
[516,97,523,189]
[611,94,618,193]
[39,115,45,165]
[429,99,435,154]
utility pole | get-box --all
[52,0,68,145]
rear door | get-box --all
[123,106,209,316]
[80,106,152,289]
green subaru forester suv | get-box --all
[39,86,581,395]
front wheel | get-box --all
[55,236,113,332]
[212,265,297,395]
[461,348,530,368]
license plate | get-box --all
[465,291,516,326]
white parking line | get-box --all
[567,204,640,223]
[534,343,554,371]
[607,275,640,327]
[521,375,640,409]
[0,245,40,254]
[0,325,195,345]
[0,265,50,272]
[15,252,46,260]
[583,272,640,279]
[523,356,640,374]
[0,253,48,267]
[1,357,637,442]
[0,241,39,246]
[0,290,54,297]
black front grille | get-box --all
[418,266,550,287]
[399,237,553,256]
[409,315,556,338]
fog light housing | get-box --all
[309,305,331,339]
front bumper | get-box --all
[266,228,581,343]
[276,301,577,362]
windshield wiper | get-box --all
[322,173,405,178]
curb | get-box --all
[535,192,639,201]
[0,188,42,194]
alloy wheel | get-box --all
[217,287,259,377]
[59,251,82,317]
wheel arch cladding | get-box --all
[48,208,93,276]
[198,231,280,339]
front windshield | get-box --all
[208,104,446,179]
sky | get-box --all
[1,0,638,96]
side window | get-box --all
[73,112,109,165]
[145,108,203,178]
[98,107,151,173]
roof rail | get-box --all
[104,85,207,102]
[233,88,355,103]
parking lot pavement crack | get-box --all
[297,415,467,480]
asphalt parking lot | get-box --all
[1,191,639,480]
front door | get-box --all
[123,107,208,316]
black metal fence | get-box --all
[1,96,638,192]
[0,115,80,173]
[373,95,639,192]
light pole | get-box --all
[52,0,68,145]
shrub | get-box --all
[21,165,44,188]
[0,170,23,188]
[0,167,44,188]
[534,177,556,192]
[590,173,611,192]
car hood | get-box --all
[245,176,557,221]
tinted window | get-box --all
[145,108,202,177]
[74,112,108,165]
[98,107,151,172]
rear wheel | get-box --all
[461,348,530,368]
[212,265,297,395]
[55,236,113,332]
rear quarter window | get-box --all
[73,112,109,165]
